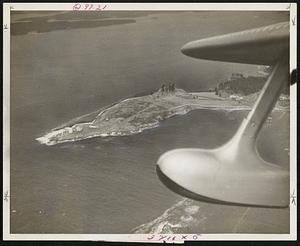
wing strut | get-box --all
[157,55,289,207]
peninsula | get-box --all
[36,86,252,146]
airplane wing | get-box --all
[157,21,290,207]
[181,22,289,65]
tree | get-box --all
[161,84,166,95]
[172,83,176,92]
[215,87,218,95]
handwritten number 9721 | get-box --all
[73,3,107,11]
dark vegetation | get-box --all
[218,76,266,96]
[216,73,289,96]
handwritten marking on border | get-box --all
[292,17,296,26]
[147,234,201,241]
[4,191,9,202]
[290,189,296,205]
[286,4,291,10]
[72,3,107,11]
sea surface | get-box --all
[9,11,290,233]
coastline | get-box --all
[37,90,288,146]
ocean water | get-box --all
[10,11,289,233]
[10,107,290,233]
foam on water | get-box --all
[132,198,204,234]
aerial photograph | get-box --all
[9,10,290,234]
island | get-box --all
[37,85,271,146]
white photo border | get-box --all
[2,2,297,242]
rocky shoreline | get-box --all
[36,88,258,146]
